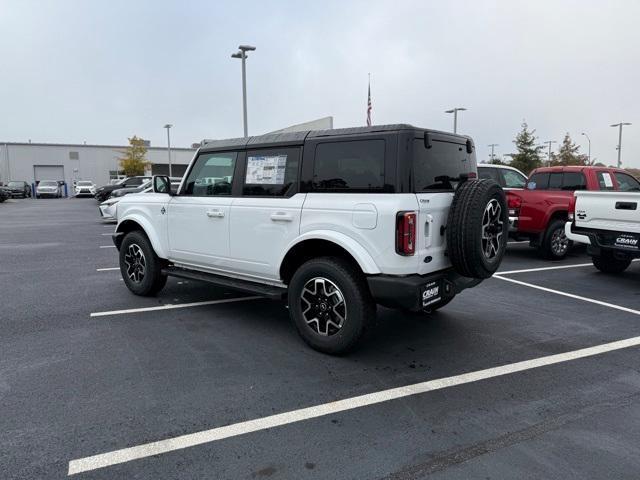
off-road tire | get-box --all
[119,230,167,296]
[288,257,376,355]
[447,179,508,279]
[541,218,571,260]
[592,252,631,274]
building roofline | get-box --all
[0,141,195,151]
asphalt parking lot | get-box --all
[2,198,640,479]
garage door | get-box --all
[34,165,64,183]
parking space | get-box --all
[2,199,640,479]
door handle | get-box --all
[270,212,293,222]
[206,209,225,218]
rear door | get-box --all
[413,134,476,274]
[228,147,304,280]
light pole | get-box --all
[610,122,631,168]
[543,140,556,166]
[445,107,467,134]
[232,45,256,137]
[581,132,591,165]
[164,124,173,177]
[488,143,498,163]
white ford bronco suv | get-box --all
[113,125,508,354]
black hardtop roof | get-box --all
[199,124,470,153]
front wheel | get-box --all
[592,252,631,274]
[288,257,375,355]
[119,230,167,296]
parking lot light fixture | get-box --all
[232,45,256,137]
[581,132,591,164]
[610,122,632,168]
[543,140,557,166]
[445,107,467,134]
[164,124,173,177]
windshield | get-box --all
[8,181,22,187]
[77,181,93,186]
[413,138,476,191]
[39,181,58,186]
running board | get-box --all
[162,266,286,300]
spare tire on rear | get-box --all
[446,179,508,279]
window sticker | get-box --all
[246,155,287,184]
[602,172,613,188]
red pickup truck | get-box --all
[507,166,639,259]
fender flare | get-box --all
[279,230,381,275]
[116,213,168,259]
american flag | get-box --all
[366,76,372,127]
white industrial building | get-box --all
[0,142,196,189]
[0,117,334,191]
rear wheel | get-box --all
[288,257,375,355]
[592,251,631,274]
[541,219,571,260]
[119,230,167,296]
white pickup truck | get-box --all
[566,189,640,273]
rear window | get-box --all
[312,140,385,192]
[561,172,587,190]
[614,172,640,191]
[413,139,474,191]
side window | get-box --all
[596,171,615,191]
[614,172,640,191]
[528,172,549,190]
[501,169,526,188]
[124,178,140,187]
[478,167,500,183]
[562,172,587,191]
[183,152,237,196]
[548,172,562,190]
[243,148,300,196]
[313,140,385,191]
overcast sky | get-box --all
[2,0,639,167]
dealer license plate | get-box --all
[421,281,442,307]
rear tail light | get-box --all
[507,194,521,217]
[568,194,576,221]
[396,211,417,256]
[467,172,477,179]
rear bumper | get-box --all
[565,222,640,259]
[367,269,482,312]
[508,216,518,233]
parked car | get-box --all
[0,185,10,202]
[566,179,640,273]
[506,166,634,259]
[99,179,181,222]
[478,164,527,190]
[113,125,508,354]
[94,176,151,202]
[74,180,96,197]
[5,180,31,198]
[36,180,62,198]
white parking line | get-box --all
[96,267,119,272]
[494,275,640,316]
[89,296,262,317]
[67,334,640,475]
[507,240,529,244]
[99,245,116,249]
[498,263,593,275]
[498,258,639,275]
[100,233,113,236]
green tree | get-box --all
[551,133,587,166]
[510,122,543,175]
[119,136,149,176]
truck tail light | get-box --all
[568,194,576,221]
[507,193,521,217]
[396,211,417,256]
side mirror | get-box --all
[153,175,173,195]
[526,181,536,190]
